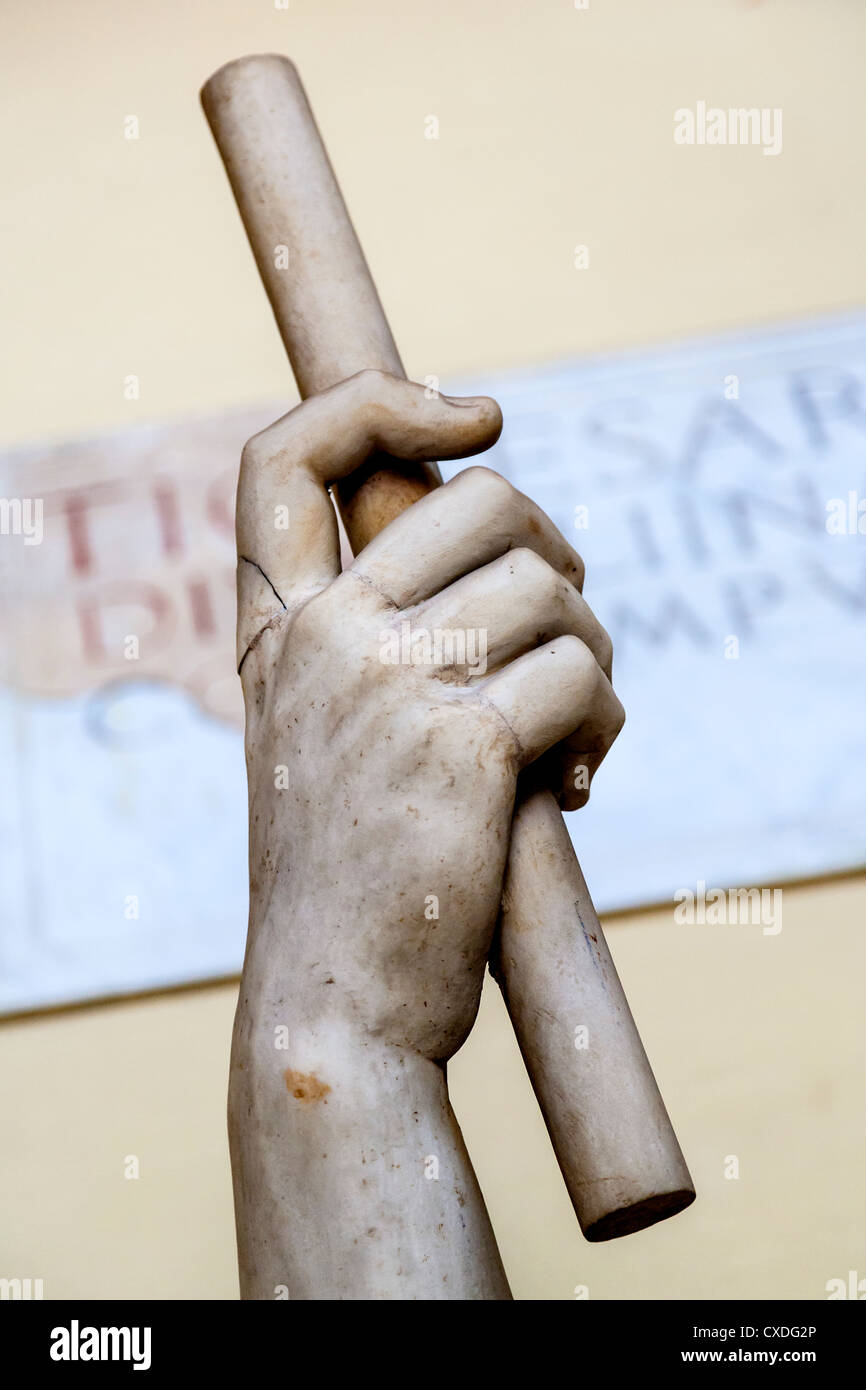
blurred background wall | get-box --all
[1,0,864,1299]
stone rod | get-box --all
[201,54,695,1272]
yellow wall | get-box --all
[2,0,864,1299]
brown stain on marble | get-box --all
[284,1068,331,1103]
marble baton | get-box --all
[201,52,695,1240]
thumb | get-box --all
[236,371,501,664]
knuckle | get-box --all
[507,545,558,596]
[454,465,517,516]
[609,693,626,736]
[596,626,614,675]
[345,369,404,440]
[568,551,586,592]
[240,414,296,472]
[240,433,264,470]
[557,632,598,679]
[350,367,396,406]
[354,366,387,391]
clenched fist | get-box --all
[229,369,623,1300]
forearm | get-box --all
[229,1001,510,1300]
